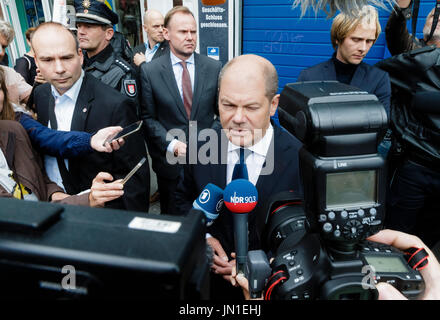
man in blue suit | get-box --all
[297,5,391,114]
[174,54,303,299]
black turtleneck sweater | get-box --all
[332,54,359,85]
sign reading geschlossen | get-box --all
[198,0,228,66]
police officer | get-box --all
[74,0,139,114]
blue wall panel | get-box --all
[242,0,434,92]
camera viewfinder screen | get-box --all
[326,170,376,209]
[365,256,408,273]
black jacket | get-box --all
[298,57,391,114]
[33,73,150,212]
[132,40,169,68]
[376,45,440,167]
[140,52,222,179]
[174,125,303,256]
[83,44,139,113]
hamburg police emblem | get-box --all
[124,80,137,97]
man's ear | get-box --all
[163,27,170,41]
[105,27,114,41]
[78,47,84,66]
[269,94,279,117]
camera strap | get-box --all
[404,247,429,271]
[264,270,288,300]
[412,0,440,44]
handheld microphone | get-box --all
[223,179,258,275]
[193,183,224,226]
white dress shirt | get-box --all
[206,124,274,239]
[167,51,195,153]
[226,124,274,186]
[44,71,85,191]
[144,37,161,63]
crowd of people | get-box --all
[0,0,439,300]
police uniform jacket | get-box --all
[83,44,139,107]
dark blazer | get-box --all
[174,125,303,256]
[140,52,222,179]
[132,40,169,65]
[33,73,150,212]
[298,58,391,114]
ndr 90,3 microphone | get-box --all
[193,183,224,226]
[224,179,258,275]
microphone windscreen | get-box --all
[224,179,258,214]
[193,183,224,225]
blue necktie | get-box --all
[232,148,251,181]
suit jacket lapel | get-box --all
[160,54,188,119]
[211,129,228,189]
[350,62,367,89]
[43,94,54,126]
[70,74,94,132]
[36,85,52,126]
[255,126,290,199]
[190,53,205,119]
[323,59,337,80]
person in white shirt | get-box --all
[174,54,303,299]
[132,9,168,67]
[140,6,222,215]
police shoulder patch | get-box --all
[124,79,137,97]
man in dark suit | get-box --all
[174,54,303,299]
[297,5,391,113]
[140,6,222,214]
[31,22,150,213]
[132,9,169,68]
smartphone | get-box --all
[122,157,146,185]
[103,121,142,146]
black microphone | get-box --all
[223,179,258,275]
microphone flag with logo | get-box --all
[223,179,258,274]
[193,183,224,226]
[224,179,258,213]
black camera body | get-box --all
[245,81,425,300]
[268,233,424,300]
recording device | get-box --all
[122,157,146,185]
[0,198,209,299]
[224,179,258,275]
[192,183,224,226]
[245,81,425,300]
[103,120,142,146]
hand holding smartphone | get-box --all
[122,157,147,185]
[103,120,142,146]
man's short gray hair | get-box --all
[0,20,15,45]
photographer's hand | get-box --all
[368,229,440,300]
[230,262,264,300]
[207,237,234,279]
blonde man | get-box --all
[298,5,391,113]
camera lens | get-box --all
[265,203,307,254]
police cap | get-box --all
[75,0,118,26]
